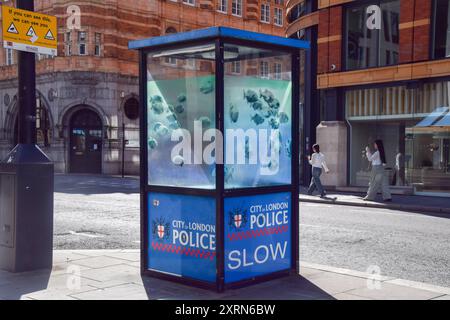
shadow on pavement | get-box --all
[141,275,336,300]
[0,269,51,300]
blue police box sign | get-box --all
[224,192,292,283]
[148,192,216,283]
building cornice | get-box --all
[317,59,450,89]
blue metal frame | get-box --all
[129,27,310,51]
[132,27,309,292]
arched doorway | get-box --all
[69,109,103,174]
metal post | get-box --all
[17,0,37,145]
[122,122,125,178]
[0,0,54,273]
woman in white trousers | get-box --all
[363,140,392,202]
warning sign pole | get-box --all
[0,0,54,273]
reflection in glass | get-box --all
[346,82,450,195]
[346,0,399,70]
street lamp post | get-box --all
[0,0,54,273]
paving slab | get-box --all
[70,283,150,300]
[1,250,449,300]
[345,282,443,300]
[72,256,130,269]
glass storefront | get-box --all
[346,81,450,195]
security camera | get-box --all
[330,64,337,71]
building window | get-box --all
[164,28,177,65]
[231,61,241,74]
[287,2,306,24]
[274,7,283,26]
[217,0,227,13]
[94,33,102,57]
[274,0,284,5]
[78,31,87,55]
[345,0,399,70]
[232,0,242,16]
[183,0,195,5]
[432,0,450,59]
[65,32,72,56]
[261,3,270,23]
[273,62,282,80]
[5,49,14,66]
[260,61,269,79]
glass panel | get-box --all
[223,44,292,189]
[146,43,216,189]
[346,4,379,69]
[379,0,399,66]
[346,0,400,70]
[408,82,450,194]
[347,82,450,195]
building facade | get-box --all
[0,0,286,175]
[288,0,450,197]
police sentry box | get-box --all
[129,27,309,291]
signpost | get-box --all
[1,5,58,56]
[0,1,55,273]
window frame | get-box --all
[260,3,270,24]
[274,7,283,27]
[217,0,228,13]
[231,0,242,17]
[343,0,400,71]
[78,31,88,56]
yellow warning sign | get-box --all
[1,5,57,56]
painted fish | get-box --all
[251,100,264,111]
[269,118,280,130]
[260,89,275,103]
[148,137,158,150]
[200,79,215,94]
[251,113,265,126]
[279,112,289,124]
[177,94,187,103]
[198,116,212,128]
[243,89,259,103]
[153,122,169,137]
[174,104,185,114]
[151,100,165,115]
[269,99,280,110]
[229,103,239,123]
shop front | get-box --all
[346,80,450,196]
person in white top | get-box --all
[307,144,330,198]
[363,139,392,202]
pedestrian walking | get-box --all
[363,140,392,202]
[307,144,330,198]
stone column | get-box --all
[316,121,347,187]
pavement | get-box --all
[0,250,449,300]
[300,188,450,214]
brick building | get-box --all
[0,0,286,174]
[287,0,450,197]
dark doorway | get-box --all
[69,109,103,174]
